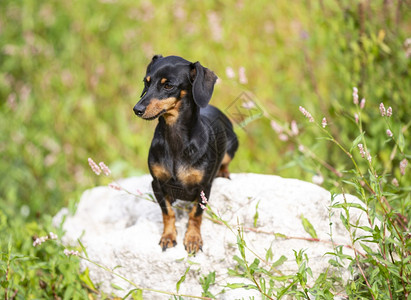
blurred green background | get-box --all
[1,0,409,217]
[0,0,410,297]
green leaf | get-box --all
[340,213,350,231]
[360,242,374,255]
[379,42,391,54]
[122,289,143,300]
[272,275,294,282]
[226,283,246,289]
[79,267,97,291]
[77,239,88,259]
[333,202,366,211]
[274,232,287,239]
[253,200,260,228]
[277,279,298,298]
[186,259,200,266]
[271,255,287,269]
[63,286,74,300]
[200,271,215,293]
[111,283,124,290]
[1,281,9,289]
[176,266,190,293]
[226,283,258,290]
[236,231,246,259]
[129,289,144,300]
[328,259,343,267]
[265,245,273,261]
[350,132,365,153]
[300,214,318,239]
[398,130,405,153]
[249,258,260,275]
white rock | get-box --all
[53,173,371,299]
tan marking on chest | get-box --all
[177,166,204,186]
[151,163,171,181]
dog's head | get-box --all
[133,55,218,124]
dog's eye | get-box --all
[164,83,173,90]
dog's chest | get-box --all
[150,160,204,187]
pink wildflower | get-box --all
[200,191,208,204]
[391,178,399,187]
[33,236,48,247]
[279,134,289,141]
[299,106,314,122]
[400,158,408,176]
[354,113,359,124]
[207,11,223,42]
[353,87,359,105]
[270,120,283,134]
[386,129,393,137]
[358,144,365,158]
[358,144,371,162]
[49,232,58,240]
[33,232,58,247]
[238,67,248,84]
[99,162,111,176]
[321,117,327,128]
[387,107,392,117]
[366,152,372,163]
[108,183,121,191]
[199,191,208,210]
[291,120,299,136]
[88,158,101,175]
[225,67,235,79]
[379,103,386,116]
[360,98,365,109]
[64,249,80,256]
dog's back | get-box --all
[200,105,239,161]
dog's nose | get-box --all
[133,105,145,117]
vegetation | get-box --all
[1,0,410,299]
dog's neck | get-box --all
[160,98,200,155]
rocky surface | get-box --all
[54,173,369,299]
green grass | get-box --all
[1,0,410,298]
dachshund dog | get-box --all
[133,55,238,253]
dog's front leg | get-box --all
[184,188,210,254]
[152,180,177,251]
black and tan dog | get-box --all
[133,55,238,253]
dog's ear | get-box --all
[190,62,218,108]
[151,54,163,61]
[146,54,163,73]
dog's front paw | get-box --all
[159,232,177,251]
[183,229,203,254]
